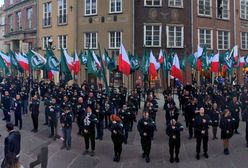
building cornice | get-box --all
[4,0,36,13]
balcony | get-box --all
[42,18,52,28]
[57,15,68,26]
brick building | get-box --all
[4,0,37,53]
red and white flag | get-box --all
[158,49,164,64]
[92,51,101,68]
[48,70,59,81]
[171,53,183,82]
[73,50,80,75]
[16,53,30,71]
[230,45,238,62]
[210,52,219,73]
[102,54,106,67]
[62,49,74,72]
[118,43,131,76]
[0,52,11,67]
[239,56,245,68]
[149,51,160,77]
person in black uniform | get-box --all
[71,91,78,122]
[210,102,220,140]
[1,122,21,167]
[240,88,248,121]
[48,98,60,140]
[109,114,124,162]
[76,97,86,135]
[95,103,104,140]
[104,96,114,128]
[220,109,235,155]
[245,107,248,147]
[229,96,241,134]
[20,87,29,115]
[194,107,211,160]
[165,103,179,126]
[82,107,98,156]
[2,91,12,122]
[166,119,183,163]
[43,93,50,125]
[119,104,131,144]
[60,107,73,150]
[137,111,156,163]
[13,94,22,130]
[187,98,197,139]
[29,94,40,133]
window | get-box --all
[28,42,33,50]
[198,0,211,16]
[8,15,13,32]
[168,0,183,8]
[144,24,162,47]
[27,8,33,29]
[43,2,52,27]
[84,32,97,49]
[144,0,162,6]
[43,36,51,49]
[109,32,122,49]
[58,35,67,49]
[217,30,230,50]
[217,0,229,19]
[85,0,97,16]
[58,0,67,24]
[199,29,212,49]
[241,0,248,20]
[241,32,248,49]
[110,0,122,13]
[166,25,184,48]
[16,11,21,30]
[10,0,13,5]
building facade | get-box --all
[0,6,6,52]
[37,0,77,81]
[77,0,134,87]
[4,0,37,53]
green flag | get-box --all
[0,54,10,75]
[141,50,149,75]
[27,50,47,70]
[188,53,196,69]
[79,51,87,65]
[129,52,140,74]
[45,48,60,71]
[87,50,101,77]
[104,49,116,71]
[9,50,24,73]
[180,53,186,71]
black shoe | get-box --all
[31,129,35,132]
[235,130,240,134]
[113,155,117,162]
[204,153,209,158]
[170,157,174,163]
[95,137,99,140]
[48,135,53,138]
[90,150,95,157]
[142,153,146,158]
[33,130,38,133]
[188,136,192,139]
[116,155,120,162]
[99,137,103,141]
[61,145,66,150]
[66,146,71,151]
[2,118,6,121]
[146,156,150,163]
[246,143,248,148]
[196,154,200,160]
[43,123,48,125]
[82,150,89,155]
[53,137,57,141]
[175,157,179,163]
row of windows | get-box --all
[42,32,122,50]
[7,8,33,32]
[143,24,248,50]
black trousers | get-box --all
[32,113,39,131]
[169,138,180,158]
[14,112,22,129]
[246,129,248,144]
[196,135,208,154]
[188,120,194,137]
[50,120,57,137]
[141,136,152,157]
[234,119,240,131]
[84,132,95,151]
[113,140,123,156]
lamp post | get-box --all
[48,38,53,50]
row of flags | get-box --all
[0,44,245,84]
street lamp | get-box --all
[48,38,53,50]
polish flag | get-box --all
[0,52,11,67]
[239,56,245,68]
[118,43,131,76]
[194,52,202,71]
[62,49,74,72]
[210,52,219,73]
[73,50,80,75]
[102,54,106,66]
[149,51,160,77]
[171,53,183,82]
[158,49,164,64]
[92,51,101,68]
[48,70,59,81]
[16,53,30,71]
[231,45,238,62]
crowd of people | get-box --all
[0,75,248,167]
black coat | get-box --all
[137,117,156,138]
[4,131,21,157]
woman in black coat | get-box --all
[210,102,220,140]
[220,109,235,155]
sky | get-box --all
[0,0,3,6]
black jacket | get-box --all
[29,99,40,116]
[4,131,21,157]
[166,122,183,139]
[82,113,98,133]
[137,117,156,138]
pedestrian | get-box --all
[2,91,12,122]
[166,119,183,163]
[48,97,60,140]
[137,111,156,163]
[229,96,241,134]
[29,94,40,133]
[1,122,21,167]
[13,94,22,130]
[1,152,24,168]
[60,107,73,150]
[95,103,104,140]
[76,97,86,136]
[82,107,98,156]
[220,109,235,155]
[194,107,211,160]
[210,102,220,140]
[109,114,124,162]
